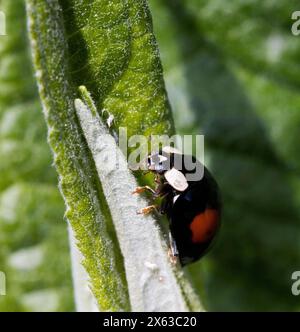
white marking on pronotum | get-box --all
[164,168,188,192]
[173,194,180,203]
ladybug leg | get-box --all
[137,205,158,215]
[168,233,179,265]
[169,232,179,256]
[158,194,170,214]
[154,173,161,184]
[132,186,157,196]
[168,248,179,266]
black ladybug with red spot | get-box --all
[133,146,221,266]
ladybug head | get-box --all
[146,146,183,174]
[147,152,169,174]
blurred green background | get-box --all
[0,0,300,311]
[0,0,74,311]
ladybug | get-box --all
[133,146,221,266]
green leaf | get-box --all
[74,86,202,311]
[58,0,174,138]
[26,0,130,312]
[26,0,198,311]
[0,0,73,311]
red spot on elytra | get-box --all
[189,209,219,243]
